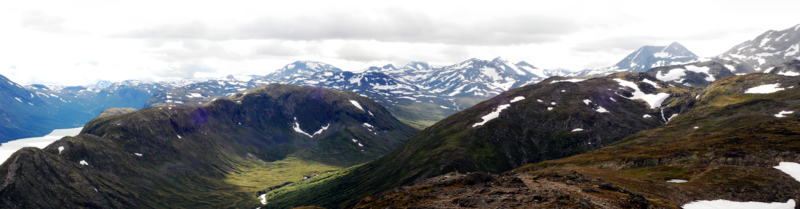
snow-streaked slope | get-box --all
[717,24,800,72]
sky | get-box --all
[1,0,799,86]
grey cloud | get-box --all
[155,62,217,78]
[114,9,579,46]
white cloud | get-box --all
[1,0,800,85]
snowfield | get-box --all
[550,79,586,84]
[683,199,795,209]
[613,79,670,109]
[745,84,785,94]
[472,104,511,127]
[682,162,800,209]
[349,100,364,111]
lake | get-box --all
[0,127,83,164]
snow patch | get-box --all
[613,79,671,109]
[778,71,800,76]
[643,114,652,119]
[775,162,800,182]
[551,79,585,84]
[571,128,583,132]
[547,107,553,111]
[510,96,525,103]
[667,179,687,183]
[177,135,182,139]
[472,104,511,127]
[349,100,364,111]
[724,64,737,72]
[683,199,795,209]
[596,106,608,113]
[583,99,591,105]
[79,160,89,166]
[259,193,268,205]
[134,153,142,156]
[656,69,686,82]
[292,117,329,138]
[775,111,794,118]
[642,79,660,89]
[58,146,64,154]
[744,84,784,94]
[684,66,714,81]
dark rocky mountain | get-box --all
[717,24,800,72]
[260,72,687,208]
[570,42,700,77]
[0,84,417,208]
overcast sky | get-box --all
[2,0,799,86]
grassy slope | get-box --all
[514,73,800,206]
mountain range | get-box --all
[1,22,800,209]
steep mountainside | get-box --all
[571,42,700,77]
[261,73,688,208]
[0,84,417,208]
[718,24,800,72]
[349,73,800,208]
[0,75,84,141]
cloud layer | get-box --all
[117,10,580,46]
[3,0,800,86]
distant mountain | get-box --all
[571,42,700,77]
[144,58,566,129]
[264,61,343,81]
[0,75,78,141]
[643,23,800,87]
[0,84,417,208]
[414,57,566,97]
[91,80,113,88]
[718,24,800,72]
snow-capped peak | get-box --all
[266,61,343,80]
